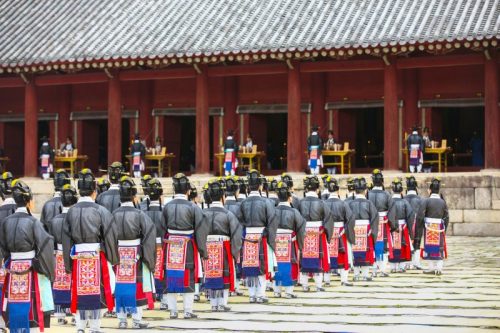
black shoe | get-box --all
[341,282,353,286]
[302,286,310,292]
[194,294,200,302]
[211,306,218,312]
[184,312,198,319]
[256,297,269,304]
[132,320,149,329]
[249,297,256,303]
[379,272,389,277]
[390,269,397,273]
[364,277,373,281]
[324,282,331,287]
[170,312,178,319]
[57,318,68,325]
[423,269,435,275]
[273,292,282,298]
[284,293,298,299]
[103,311,117,318]
[316,287,325,292]
[436,270,442,276]
[160,303,168,310]
[217,305,231,312]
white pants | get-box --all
[235,278,242,292]
[427,260,444,271]
[209,290,229,307]
[194,283,200,296]
[412,252,421,267]
[75,310,102,331]
[161,294,169,306]
[354,266,370,278]
[300,273,323,288]
[311,166,320,175]
[409,164,422,173]
[374,253,388,273]
[324,269,349,284]
[247,275,266,298]
[273,283,294,294]
[390,262,402,270]
[117,306,143,321]
[225,170,235,176]
[166,293,194,314]
[134,171,141,178]
[327,167,336,175]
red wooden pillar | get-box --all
[58,85,71,147]
[138,81,153,146]
[108,73,122,163]
[403,69,419,133]
[24,80,38,176]
[484,50,500,169]
[287,61,302,172]
[384,60,399,170]
[309,72,326,170]
[196,65,210,174]
[223,77,238,139]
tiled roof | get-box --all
[0,0,499,67]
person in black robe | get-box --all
[347,177,379,282]
[62,168,119,333]
[404,176,424,270]
[96,161,126,213]
[0,180,55,333]
[265,177,279,206]
[39,137,54,180]
[323,176,355,286]
[47,184,78,325]
[143,178,168,309]
[223,130,239,176]
[96,177,111,195]
[344,177,356,203]
[296,175,333,292]
[415,178,449,275]
[224,176,245,296]
[272,182,306,298]
[130,134,146,178]
[161,173,208,319]
[281,173,301,208]
[387,178,414,273]
[201,180,242,312]
[139,174,152,211]
[40,169,71,231]
[112,176,155,329]
[240,170,278,304]
[307,125,323,175]
[367,169,392,277]
[407,127,425,173]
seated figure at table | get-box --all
[407,127,425,173]
[39,136,54,180]
[40,169,71,230]
[224,130,239,176]
[60,136,74,153]
[97,161,127,213]
[324,130,336,175]
[245,133,253,151]
[130,134,146,178]
[307,125,323,176]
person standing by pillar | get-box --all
[307,125,323,176]
[407,127,425,173]
[130,134,146,178]
[223,130,239,176]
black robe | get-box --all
[348,196,379,241]
[40,195,63,231]
[224,198,243,223]
[47,211,67,246]
[162,196,208,292]
[415,194,449,249]
[324,196,355,245]
[144,203,165,240]
[96,187,121,213]
[297,195,333,241]
[274,204,306,264]
[388,196,415,233]
[0,200,16,262]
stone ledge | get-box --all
[475,188,491,209]
[442,188,475,209]
[493,200,500,210]
[463,210,500,223]
[452,222,500,236]
[449,210,463,223]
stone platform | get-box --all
[21,170,500,236]
[43,236,500,332]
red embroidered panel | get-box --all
[76,257,101,296]
[302,227,320,259]
[275,234,292,263]
[353,225,368,252]
[116,247,137,284]
[0,267,6,285]
[242,234,260,268]
[392,230,402,250]
[425,223,441,246]
[53,251,71,290]
[153,245,164,280]
[328,227,341,258]
[9,260,32,303]
[205,241,224,278]
[166,236,188,271]
[377,215,387,242]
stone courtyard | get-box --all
[46,236,500,332]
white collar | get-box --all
[278,202,291,207]
[237,194,247,199]
[392,194,402,199]
[372,186,383,191]
[268,193,278,198]
[134,140,139,143]
[78,196,94,203]
[407,190,417,196]
[329,193,340,199]
[227,136,233,140]
[430,193,441,199]
[149,200,161,207]
[62,207,70,213]
[174,194,188,200]
[305,191,318,198]
[311,132,318,135]
[110,184,120,190]
[211,201,224,208]
[53,192,61,198]
[121,201,135,207]
[15,207,28,214]
[2,197,15,205]
[412,131,418,135]
[355,194,366,199]
[248,191,261,197]
[225,196,236,201]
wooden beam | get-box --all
[195,65,210,173]
[207,64,287,77]
[384,60,399,171]
[397,53,484,69]
[287,61,302,172]
[300,59,384,73]
[484,50,500,169]
[108,74,122,163]
[0,77,24,88]
[120,68,196,81]
[35,72,108,86]
[24,81,38,176]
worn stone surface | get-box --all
[493,200,500,210]
[463,210,500,223]
[442,188,475,209]
[475,188,492,209]
[453,223,500,236]
[44,236,500,333]
[448,210,464,223]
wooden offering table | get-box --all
[215,151,265,176]
[322,149,356,174]
[54,152,88,178]
[126,147,175,177]
[402,139,452,172]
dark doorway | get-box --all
[249,113,287,171]
[3,122,25,176]
[338,108,384,169]
[431,107,484,168]
[121,119,131,168]
[164,116,195,172]
[81,120,107,171]
[38,121,50,147]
